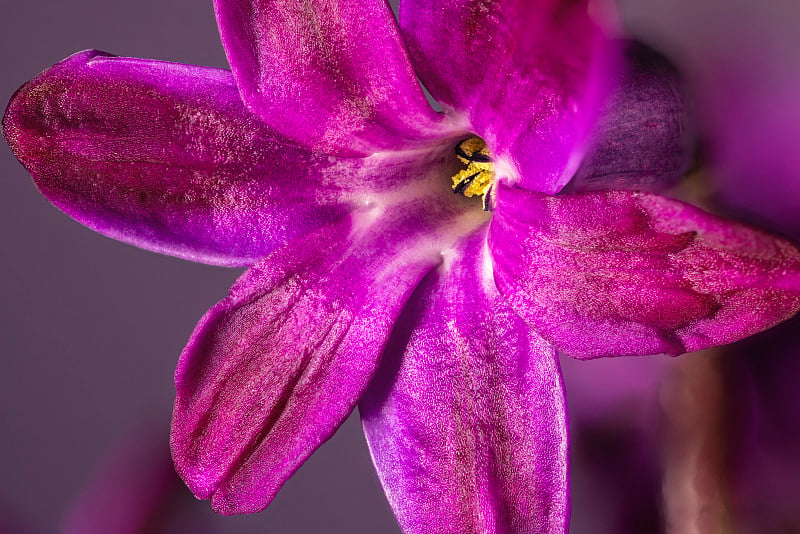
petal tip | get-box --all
[169,439,218,502]
[3,49,115,175]
[210,490,259,516]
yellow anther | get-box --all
[451,167,493,197]
[451,137,495,210]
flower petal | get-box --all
[172,200,488,514]
[490,183,800,359]
[399,0,615,193]
[213,0,459,156]
[3,50,458,266]
[360,229,569,534]
[565,41,692,193]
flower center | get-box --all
[451,137,495,211]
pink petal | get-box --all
[172,198,488,514]
[213,0,460,156]
[3,50,456,266]
[399,0,617,193]
[489,183,800,359]
[360,228,569,534]
[566,41,692,193]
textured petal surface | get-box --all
[399,0,615,193]
[172,199,489,514]
[490,183,800,359]
[213,0,459,156]
[361,229,569,534]
[3,50,461,266]
[566,41,692,193]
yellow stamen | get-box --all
[451,137,495,210]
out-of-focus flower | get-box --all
[624,4,800,530]
[623,0,800,237]
[562,353,670,534]
[1,427,214,534]
[63,428,215,534]
[723,318,800,533]
[5,1,800,532]
[63,431,175,534]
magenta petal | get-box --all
[213,0,458,156]
[3,50,381,266]
[360,229,569,534]
[171,197,485,514]
[566,41,692,193]
[490,183,800,359]
[400,0,614,193]
[3,51,456,266]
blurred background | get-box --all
[1,0,798,532]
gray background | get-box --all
[2,1,798,533]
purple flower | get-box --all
[4,0,800,532]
